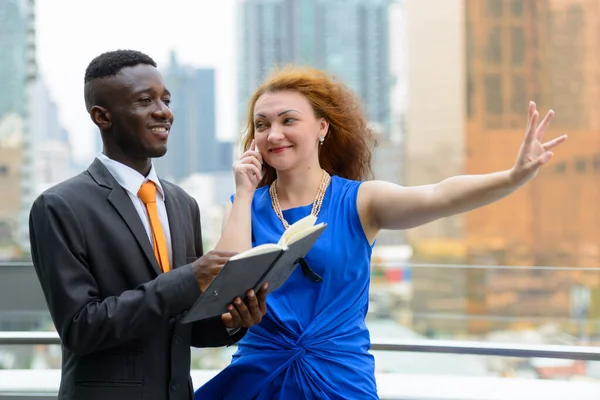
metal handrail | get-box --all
[2,331,600,361]
[0,331,59,345]
[370,338,600,360]
[4,261,600,271]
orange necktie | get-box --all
[138,181,171,272]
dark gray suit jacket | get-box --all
[29,159,245,400]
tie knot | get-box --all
[138,181,157,204]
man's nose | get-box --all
[153,100,173,121]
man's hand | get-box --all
[221,282,268,329]
[191,251,237,292]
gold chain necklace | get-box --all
[269,170,331,229]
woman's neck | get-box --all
[275,166,324,209]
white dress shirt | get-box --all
[96,152,172,267]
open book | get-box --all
[181,215,327,324]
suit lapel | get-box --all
[162,181,186,268]
[107,187,163,275]
[88,158,162,276]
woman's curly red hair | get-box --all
[240,65,378,187]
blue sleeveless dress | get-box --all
[194,175,377,399]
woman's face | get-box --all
[252,90,328,172]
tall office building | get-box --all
[154,52,233,182]
[0,0,28,118]
[31,79,73,191]
[464,0,600,267]
[19,0,37,255]
[405,0,600,335]
[237,0,391,134]
[0,115,24,259]
[0,0,36,255]
[405,0,600,266]
[403,0,467,256]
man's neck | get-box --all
[102,150,151,177]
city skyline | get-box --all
[238,0,392,134]
[36,0,238,164]
[154,51,234,181]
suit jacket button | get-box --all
[168,317,176,323]
[173,335,181,344]
[170,382,179,392]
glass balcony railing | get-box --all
[2,262,600,399]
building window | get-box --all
[511,26,525,65]
[575,159,586,173]
[486,0,503,17]
[485,26,503,64]
[511,75,526,113]
[554,161,567,174]
[484,74,503,115]
[0,165,8,176]
[511,0,523,16]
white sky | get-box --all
[36,0,238,163]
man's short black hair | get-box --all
[84,49,157,111]
[84,49,157,83]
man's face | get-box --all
[101,64,174,160]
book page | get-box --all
[277,214,318,246]
[229,243,282,260]
[285,222,326,246]
[230,214,318,261]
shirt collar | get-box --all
[96,152,165,200]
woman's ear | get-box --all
[319,118,329,137]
